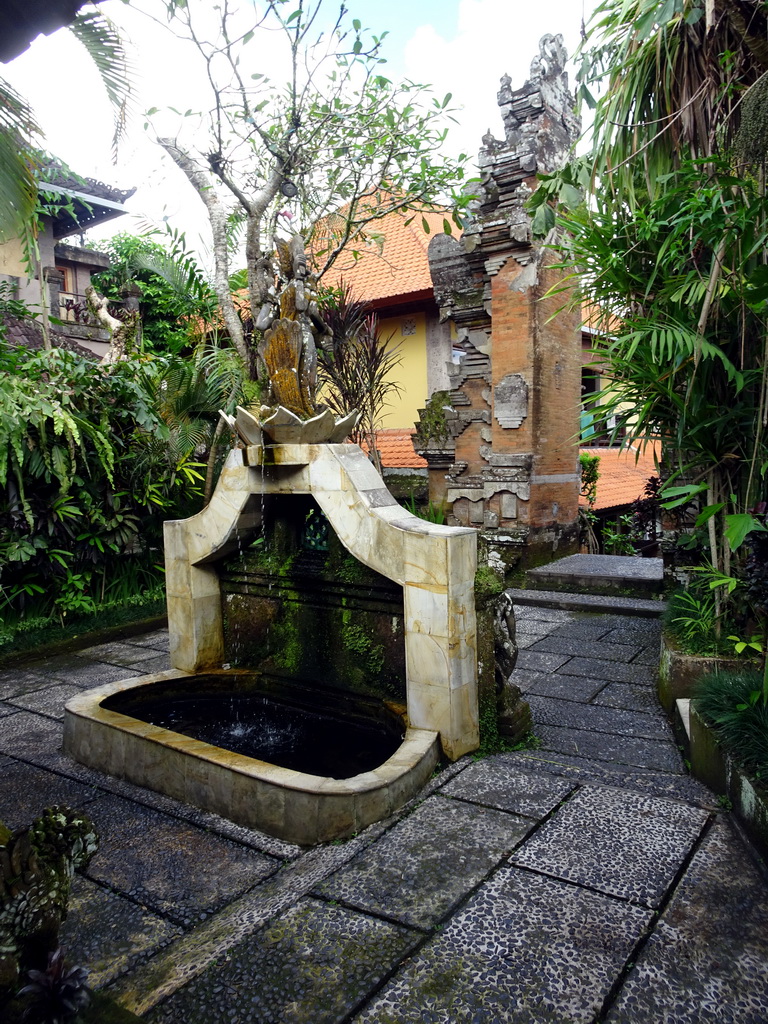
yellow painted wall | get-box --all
[377,311,428,430]
[0,234,26,279]
[0,222,55,311]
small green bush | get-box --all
[663,588,740,658]
[694,670,768,779]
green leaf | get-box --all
[694,502,725,527]
[725,513,768,552]
[558,182,582,208]
[531,203,555,236]
[659,483,707,509]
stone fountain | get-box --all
[64,235,481,845]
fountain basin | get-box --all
[63,669,440,845]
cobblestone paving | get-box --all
[1,610,767,1022]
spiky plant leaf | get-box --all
[0,79,40,240]
[68,8,135,161]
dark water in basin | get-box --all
[102,674,404,779]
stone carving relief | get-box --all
[494,373,529,429]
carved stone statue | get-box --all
[255,233,330,420]
[226,231,358,446]
[0,806,98,999]
[493,591,532,742]
[494,590,519,692]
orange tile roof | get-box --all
[319,208,453,304]
[361,429,427,469]
[580,445,660,512]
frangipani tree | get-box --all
[155,0,472,376]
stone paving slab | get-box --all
[440,760,576,819]
[513,786,710,907]
[18,653,132,686]
[599,623,663,644]
[528,635,643,663]
[514,622,558,649]
[354,865,652,1024]
[510,589,665,617]
[0,708,65,762]
[0,759,101,829]
[555,656,655,684]
[313,795,532,929]
[528,553,664,583]
[537,723,685,773]
[74,641,168,668]
[605,817,768,1023]
[542,619,621,641]
[0,669,72,700]
[515,649,573,673]
[145,897,420,1024]
[514,606,577,623]
[7,681,88,720]
[503,750,715,807]
[592,681,667,714]
[109,831,404,1015]
[119,630,171,651]
[527,695,673,742]
[61,875,181,989]
[84,793,278,923]
[511,669,607,702]
[630,646,663,665]
[130,653,171,673]
[515,631,552,650]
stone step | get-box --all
[525,553,664,599]
[508,588,666,618]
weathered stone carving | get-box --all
[256,234,327,419]
[416,34,582,560]
[493,591,532,741]
[494,373,529,429]
[0,807,98,999]
[493,590,518,690]
[225,233,358,445]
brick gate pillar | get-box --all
[416,34,582,573]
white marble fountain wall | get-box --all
[164,443,480,760]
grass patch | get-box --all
[0,587,166,664]
[694,670,768,780]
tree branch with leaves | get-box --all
[152,0,472,380]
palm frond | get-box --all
[580,0,768,197]
[68,9,135,162]
[0,79,40,240]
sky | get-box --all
[4,0,599,263]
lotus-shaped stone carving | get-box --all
[220,233,359,448]
[224,405,359,447]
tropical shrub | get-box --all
[529,0,768,624]
[0,339,247,627]
[695,670,768,780]
[90,229,220,355]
